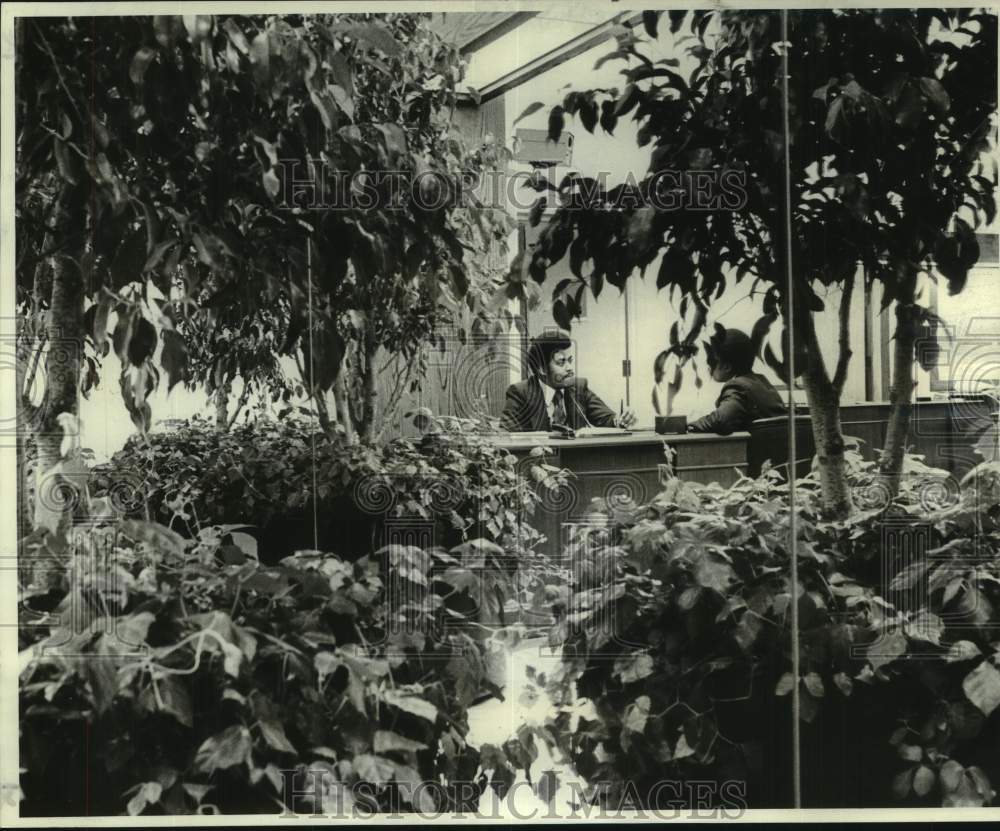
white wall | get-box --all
[929,263,1000,395]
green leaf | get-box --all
[941,759,965,792]
[892,767,914,799]
[130,47,157,87]
[627,207,656,254]
[535,769,559,805]
[867,629,908,671]
[946,640,982,663]
[120,520,186,558]
[912,765,935,797]
[513,102,544,128]
[262,168,280,198]
[160,330,188,393]
[343,24,401,57]
[917,77,950,115]
[329,50,353,95]
[381,688,438,723]
[353,754,396,787]
[548,106,565,142]
[802,672,824,698]
[194,725,253,774]
[54,138,79,184]
[222,18,250,55]
[734,611,762,652]
[373,730,428,754]
[127,318,157,368]
[904,611,943,645]
[259,719,296,754]
[832,672,853,697]
[613,652,653,683]
[221,640,243,677]
[775,672,795,696]
[642,10,661,39]
[624,695,651,733]
[112,231,149,290]
[962,660,1000,716]
[126,781,162,816]
[139,675,193,728]
[143,240,176,274]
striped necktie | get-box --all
[551,389,567,428]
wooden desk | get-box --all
[492,430,749,552]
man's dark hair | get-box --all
[527,330,573,377]
[705,326,755,374]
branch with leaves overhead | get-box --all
[503,7,997,516]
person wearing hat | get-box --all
[688,326,786,435]
[499,331,637,432]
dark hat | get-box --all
[704,325,755,373]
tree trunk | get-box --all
[313,387,335,439]
[358,333,379,443]
[214,380,230,430]
[797,307,853,519]
[880,302,919,498]
[333,375,356,445]
[33,229,85,533]
[801,367,852,518]
[16,317,42,540]
[227,382,251,429]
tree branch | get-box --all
[32,22,85,127]
[227,382,252,429]
[832,267,856,394]
[24,331,47,403]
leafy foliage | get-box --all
[89,414,562,566]
[535,451,1000,807]
[512,8,996,341]
[16,12,511,445]
[19,513,530,815]
[17,404,586,815]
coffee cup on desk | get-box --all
[655,415,687,435]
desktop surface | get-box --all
[490,429,750,451]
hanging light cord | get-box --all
[307,240,319,551]
[780,8,803,810]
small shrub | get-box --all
[91,415,561,565]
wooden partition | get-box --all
[839,396,997,481]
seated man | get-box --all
[688,327,786,435]
[500,331,636,432]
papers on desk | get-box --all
[554,427,632,439]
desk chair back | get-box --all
[747,414,816,480]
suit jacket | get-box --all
[499,377,618,432]
[688,372,786,435]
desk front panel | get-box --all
[496,431,749,555]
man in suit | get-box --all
[499,331,637,432]
[688,327,786,435]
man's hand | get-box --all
[615,408,637,429]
